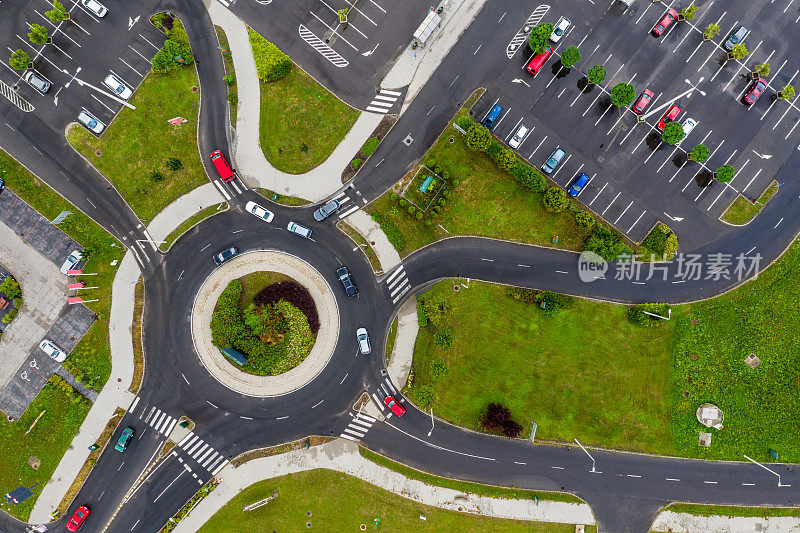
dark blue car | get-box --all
[569,173,591,197]
[481,104,503,130]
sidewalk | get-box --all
[386,298,418,390]
[652,510,800,532]
[208,2,383,202]
[173,439,595,532]
[344,210,401,272]
[29,183,225,523]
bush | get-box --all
[587,64,606,84]
[422,295,451,328]
[452,178,460,187]
[610,82,636,107]
[371,212,406,251]
[689,144,709,163]
[574,211,595,228]
[415,212,423,220]
[407,205,416,215]
[442,189,452,199]
[351,158,363,170]
[434,330,453,349]
[466,125,491,151]
[661,122,685,145]
[560,46,581,69]
[438,198,446,207]
[583,225,632,261]
[480,403,523,438]
[149,170,165,182]
[362,136,380,157]
[165,157,183,171]
[455,116,474,132]
[511,163,546,192]
[414,385,437,408]
[528,23,553,54]
[441,170,450,180]
[628,303,671,326]
[416,299,428,328]
[248,29,291,82]
[399,198,407,207]
[3,308,18,323]
[223,74,236,86]
[430,359,449,380]
[424,219,432,227]
[640,223,678,260]
[9,49,30,70]
[227,92,238,107]
[433,165,442,175]
[0,276,22,300]
[390,193,398,201]
[486,140,503,161]
[715,164,735,183]
[543,187,569,213]
[496,148,517,172]
[426,158,437,168]
[152,39,194,73]
[538,291,574,314]
[388,207,399,217]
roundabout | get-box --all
[192,250,340,397]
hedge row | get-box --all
[248,29,291,82]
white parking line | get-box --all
[529,135,547,159]
[627,211,647,233]
[614,201,633,224]
[601,192,621,215]
[119,57,144,77]
[589,182,608,206]
[741,168,763,193]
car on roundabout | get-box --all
[245,201,274,223]
[384,396,405,417]
[213,246,238,265]
[66,505,90,531]
[356,328,371,354]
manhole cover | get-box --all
[95,150,103,157]
[453,285,460,292]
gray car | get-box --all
[23,70,51,94]
[313,199,340,221]
[723,25,748,52]
[541,147,566,174]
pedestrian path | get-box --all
[384,265,410,304]
[339,412,377,441]
[177,431,230,476]
[366,89,403,114]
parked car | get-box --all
[651,8,679,37]
[39,339,67,363]
[568,173,591,197]
[115,427,134,452]
[102,73,132,100]
[526,46,553,76]
[508,125,529,149]
[287,221,312,239]
[77,109,105,134]
[245,201,274,223]
[66,505,90,531]
[724,25,749,52]
[356,327,371,355]
[313,199,340,221]
[60,250,83,275]
[0,178,4,195]
[481,104,503,130]
[550,17,571,43]
[632,89,654,114]
[681,117,697,140]
[23,70,51,94]
[384,396,406,417]
[81,0,107,17]
[337,267,358,298]
[213,246,238,265]
[541,147,565,174]
[209,150,234,182]
[656,104,682,131]
[743,78,767,105]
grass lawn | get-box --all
[368,92,591,257]
[664,502,800,518]
[407,280,674,454]
[160,203,227,251]
[237,271,291,308]
[197,469,589,533]
[720,180,779,225]
[255,188,311,206]
[214,26,237,127]
[0,381,90,520]
[255,48,359,174]
[66,65,207,223]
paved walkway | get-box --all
[652,510,800,532]
[29,184,225,523]
[208,2,383,202]
[172,439,595,532]
[386,298,418,390]
[343,210,400,271]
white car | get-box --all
[356,328,371,355]
[245,201,274,223]
[60,250,83,275]
[39,339,67,363]
[81,0,107,17]
[509,125,529,149]
[77,110,105,134]
[103,73,132,100]
[680,118,697,143]
[550,17,571,43]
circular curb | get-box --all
[191,250,340,397]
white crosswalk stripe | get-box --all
[0,79,35,112]
[384,377,397,394]
[339,412,376,441]
[372,393,385,411]
[338,205,359,219]
[385,266,411,303]
[299,25,349,67]
[211,458,229,476]
[366,89,402,114]
[178,433,229,473]
[212,179,231,200]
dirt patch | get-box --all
[253,281,320,335]
[341,115,398,183]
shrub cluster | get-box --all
[639,223,678,260]
[480,403,523,438]
[248,30,291,82]
[371,212,406,251]
[151,38,194,73]
[253,280,319,334]
[362,137,380,157]
[583,225,632,262]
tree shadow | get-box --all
[695,169,714,187]
[645,132,662,151]
[673,153,685,167]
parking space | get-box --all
[476,0,800,238]
[0,0,163,130]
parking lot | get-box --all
[475,0,800,242]
[0,0,163,131]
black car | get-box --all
[213,246,238,265]
[337,267,358,298]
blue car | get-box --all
[569,173,591,197]
[541,147,565,174]
[481,104,503,130]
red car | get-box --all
[66,505,90,531]
[526,46,553,76]
[652,9,679,37]
[657,104,682,131]
[209,150,234,182]
[632,89,654,114]
[384,396,406,417]
[743,77,767,105]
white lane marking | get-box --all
[386,422,495,461]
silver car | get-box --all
[287,221,312,239]
[509,125,529,149]
[356,328,371,355]
[23,70,51,94]
[77,110,105,134]
[103,73,132,100]
[723,25,748,52]
[313,199,340,221]
[39,339,67,363]
[541,147,566,174]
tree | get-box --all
[583,225,631,262]
[610,82,636,107]
[661,122,685,145]
[480,403,522,438]
[560,46,581,69]
[496,148,517,172]
[587,65,606,85]
[28,24,50,45]
[543,187,569,213]
[9,49,31,70]
[715,164,735,183]
[730,43,748,61]
[689,144,710,163]
[778,84,795,100]
[680,2,698,21]
[753,62,770,77]
[703,23,720,40]
[528,23,553,54]
[46,0,68,23]
[465,124,491,151]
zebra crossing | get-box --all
[366,89,402,114]
[211,175,248,201]
[506,5,550,59]
[299,25,349,68]
[339,412,377,441]
[0,79,34,112]
[384,265,410,304]
[332,192,360,219]
[140,405,178,437]
[177,431,230,476]
[372,377,403,418]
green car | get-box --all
[115,427,134,452]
